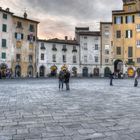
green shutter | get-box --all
[2,53,6,59]
[2,39,6,47]
[2,24,7,32]
[3,13,7,19]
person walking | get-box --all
[64,70,70,90]
[58,69,65,90]
[134,70,138,87]
[110,72,114,86]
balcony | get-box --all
[72,49,77,53]
[52,47,57,51]
[62,48,67,52]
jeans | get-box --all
[59,80,64,89]
[65,82,70,90]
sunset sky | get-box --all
[0,0,122,39]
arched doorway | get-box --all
[104,67,111,77]
[0,63,7,78]
[83,67,88,77]
[50,65,57,76]
[39,65,45,77]
[15,65,21,77]
[27,65,33,77]
[94,68,99,76]
[114,59,123,73]
[72,67,77,77]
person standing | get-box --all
[134,70,138,87]
[110,72,114,86]
[65,70,70,90]
[58,70,65,90]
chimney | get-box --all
[65,36,68,40]
[6,8,9,12]
[23,11,27,18]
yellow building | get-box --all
[12,12,39,77]
[112,0,140,77]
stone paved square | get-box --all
[0,78,140,140]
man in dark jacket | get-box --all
[64,70,70,90]
[110,72,114,86]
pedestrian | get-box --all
[110,72,114,86]
[134,70,138,87]
[64,70,70,90]
[58,69,65,90]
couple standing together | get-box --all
[58,69,70,90]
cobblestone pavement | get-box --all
[0,78,140,140]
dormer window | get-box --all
[62,45,67,52]
[40,42,45,50]
[52,44,57,51]
[72,46,77,52]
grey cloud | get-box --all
[1,0,123,38]
[24,0,122,21]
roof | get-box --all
[0,8,14,15]
[38,38,79,45]
[13,15,39,23]
[100,22,112,25]
[75,27,89,31]
[112,10,140,15]
[78,31,101,36]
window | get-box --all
[104,30,109,37]
[83,43,87,50]
[125,15,134,24]
[41,53,44,60]
[16,54,21,62]
[2,39,6,47]
[126,30,132,38]
[84,36,87,39]
[2,24,7,32]
[40,42,45,49]
[137,58,140,63]
[128,47,133,57]
[3,13,7,19]
[2,52,6,59]
[52,54,56,62]
[84,56,87,63]
[114,16,123,24]
[95,56,98,63]
[27,34,35,42]
[116,47,121,55]
[116,30,121,38]
[52,44,57,51]
[62,45,67,51]
[95,44,98,50]
[136,40,140,46]
[17,21,22,28]
[63,55,66,62]
[105,59,109,63]
[73,56,76,63]
[105,50,109,55]
[15,33,24,40]
[136,24,140,31]
[29,55,33,62]
[29,24,34,32]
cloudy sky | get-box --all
[0,0,122,39]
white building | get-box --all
[100,22,114,77]
[37,37,80,77]
[75,27,101,77]
[0,8,14,73]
